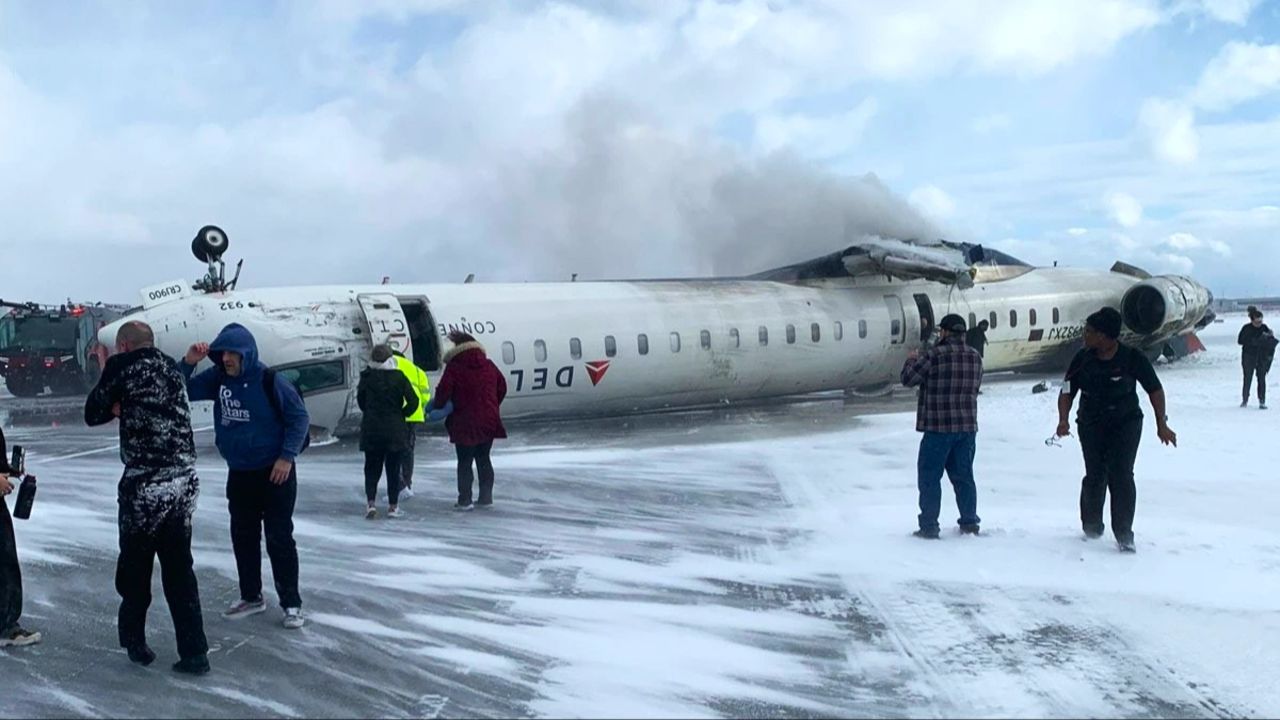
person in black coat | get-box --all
[1238,307,1276,409]
[0,427,40,648]
[357,344,419,518]
[966,320,989,358]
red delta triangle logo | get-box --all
[584,360,611,386]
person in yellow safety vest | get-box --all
[392,350,431,496]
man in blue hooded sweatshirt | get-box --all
[180,323,310,629]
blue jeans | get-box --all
[917,431,980,533]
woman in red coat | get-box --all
[431,331,507,509]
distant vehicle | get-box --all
[101,225,1214,439]
[0,300,127,397]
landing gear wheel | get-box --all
[191,225,229,263]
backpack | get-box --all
[263,368,312,453]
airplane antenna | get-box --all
[464,273,475,284]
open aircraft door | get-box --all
[357,293,413,360]
[883,295,906,345]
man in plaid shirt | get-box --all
[900,313,984,538]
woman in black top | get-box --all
[1238,307,1276,409]
[0,427,40,646]
[356,344,419,519]
[1055,307,1177,553]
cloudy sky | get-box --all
[1,0,1277,305]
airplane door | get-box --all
[357,293,412,359]
[913,293,935,341]
[884,295,906,345]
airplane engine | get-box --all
[1120,274,1212,339]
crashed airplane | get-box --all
[100,227,1214,439]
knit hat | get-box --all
[1086,307,1123,339]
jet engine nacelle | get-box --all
[1120,275,1211,339]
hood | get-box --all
[444,341,486,365]
[209,322,262,376]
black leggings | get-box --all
[364,450,404,506]
[1243,356,1271,403]
[456,441,494,505]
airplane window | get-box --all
[273,360,345,396]
[1029,309,1038,327]
[891,319,902,337]
[670,332,681,353]
[700,330,711,350]
[834,321,843,341]
[605,335,617,358]
[989,311,998,330]
[730,328,740,348]
[786,324,796,344]
[570,337,582,359]
[858,320,867,339]
[637,334,649,355]
[534,340,547,363]
[759,326,769,346]
[1053,307,1061,325]
[502,341,516,365]
[811,323,820,342]
[1009,310,1018,328]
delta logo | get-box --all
[585,360,611,386]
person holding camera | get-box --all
[0,427,40,648]
[85,321,209,673]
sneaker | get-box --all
[0,626,42,647]
[398,486,414,500]
[959,525,980,536]
[126,643,156,666]
[365,506,377,519]
[1117,538,1137,553]
[282,608,305,630]
[454,502,474,511]
[1084,529,1104,540]
[1242,399,1249,408]
[387,507,404,519]
[912,529,940,540]
[1261,403,1269,410]
[172,654,211,675]
[222,597,267,620]
[475,499,494,509]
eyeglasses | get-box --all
[1045,434,1070,447]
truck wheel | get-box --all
[6,377,41,398]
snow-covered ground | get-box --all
[0,314,1275,718]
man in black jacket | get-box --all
[85,321,210,674]
[1238,307,1276,409]
[0,427,40,648]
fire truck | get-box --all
[0,300,127,397]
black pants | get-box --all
[0,498,22,633]
[400,430,418,489]
[1243,355,1270,403]
[116,506,208,659]
[456,441,494,505]
[364,450,404,506]
[227,466,301,609]
[1078,416,1142,542]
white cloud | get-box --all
[908,185,958,222]
[1165,231,1232,256]
[1067,227,1089,236]
[1173,0,1261,24]
[753,98,879,158]
[1137,98,1199,164]
[1105,191,1144,228]
[1190,41,1280,112]
[971,113,1012,134]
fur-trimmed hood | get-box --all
[444,340,486,364]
